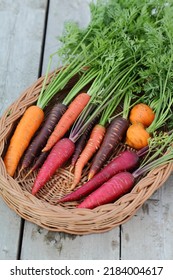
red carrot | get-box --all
[32,138,75,195]
[58,150,139,203]
[88,117,129,179]
[77,171,134,209]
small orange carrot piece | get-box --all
[71,124,106,189]
[4,105,44,176]
[42,93,91,152]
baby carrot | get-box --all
[4,105,44,176]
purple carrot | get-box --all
[21,103,67,170]
[58,150,139,203]
[31,151,49,171]
[88,116,129,180]
[32,138,75,195]
[22,151,49,180]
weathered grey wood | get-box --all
[21,225,120,260]
[42,0,91,73]
[121,174,173,260]
[0,0,47,259]
[0,199,21,259]
[20,0,120,260]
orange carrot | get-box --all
[42,93,91,152]
[4,105,44,176]
[71,124,106,189]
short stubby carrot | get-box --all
[42,93,91,152]
[71,124,106,189]
[126,122,150,150]
[4,105,44,177]
[32,138,75,195]
[129,103,155,127]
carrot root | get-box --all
[32,138,75,195]
[70,124,106,189]
[4,105,44,177]
[88,117,129,180]
[77,171,135,209]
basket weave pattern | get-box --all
[0,73,173,235]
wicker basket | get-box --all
[0,72,173,235]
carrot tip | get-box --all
[42,147,48,152]
[70,182,77,191]
[69,165,74,173]
[31,189,37,195]
[88,171,95,181]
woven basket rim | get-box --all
[0,71,173,235]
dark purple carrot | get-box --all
[32,151,49,170]
[88,117,129,179]
[58,150,139,203]
[21,103,67,170]
[77,171,134,209]
[32,138,75,195]
[22,151,49,180]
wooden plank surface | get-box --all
[121,174,173,260]
[1,0,173,260]
[0,0,47,259]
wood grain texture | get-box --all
[21,224,120,260]
[0,0,47,259]
[42,0,91,73]
[121,174,173,260]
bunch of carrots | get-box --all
[3,0,173,209]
